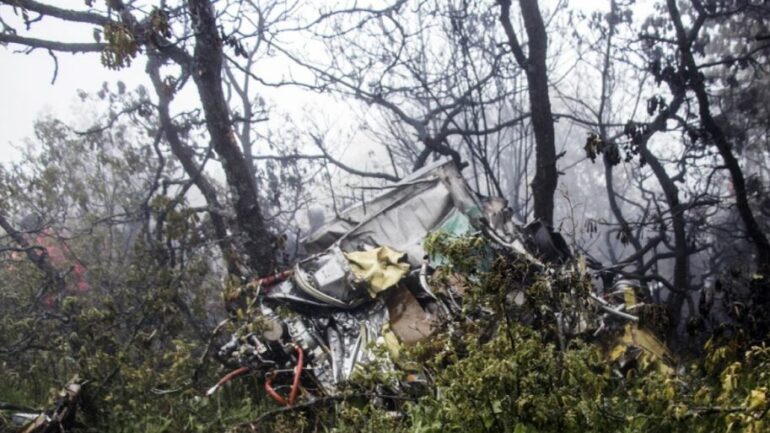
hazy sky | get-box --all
[0,15,367,167]
[0,23,148,163]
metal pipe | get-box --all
[588,293,640,322]
[264,344,305,407]
[419,260,438,300]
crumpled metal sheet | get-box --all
[218,158,674,402]
[609,324,672,374]
[303,160,488,267]
[219,160,531,396]
[292,246,369,309]
[329,301,392,383]
[605,282,673,373]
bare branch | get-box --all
[0,32,105,53]
[0,211,63,292]
[310,134,400,182]
[498,0,528,67]
[0,0,112,26]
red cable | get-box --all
[218,366,250,386]
[207,366,250,396]
[288,345,304,405]
[264,376,288,406]
[264,345,304,406]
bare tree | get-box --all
[663,0,770,272]
[498,0,560,226]
[246,0,533,202]
[0,0,277,277]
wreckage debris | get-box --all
[1,377,81,433]
[214,160,672,406]
[0,160,673,433]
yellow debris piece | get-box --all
[344,246,410,296]
[608,286,673,374]
[609,324,672,374]
[382,323,401,361]
[622,286,637,307]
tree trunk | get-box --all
[187,0,275,276]
[499,0,558,226]
[666,0,770,273]
[147,54,242,276]
[597,0,645,270]
[636,92,690,326]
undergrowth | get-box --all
[247,232,770,433]
[3,232,769,432]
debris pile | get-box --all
[216,160,671,405]
[2,160,673,433]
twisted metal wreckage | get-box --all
[4,160,671,432]
[211,159,672,406]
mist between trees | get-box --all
[0,0,769,432]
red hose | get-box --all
[264,375,288,406]
[218,366,250,386]
[207,366,250,396]
[288,345,304,405]
[264,345,304,406]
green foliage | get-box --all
[0,221,248,432]
[303,235,770,433]
[3,177,770,433]
[0,108,265,432]
[101,23,138,70]
[423,230,489,275]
